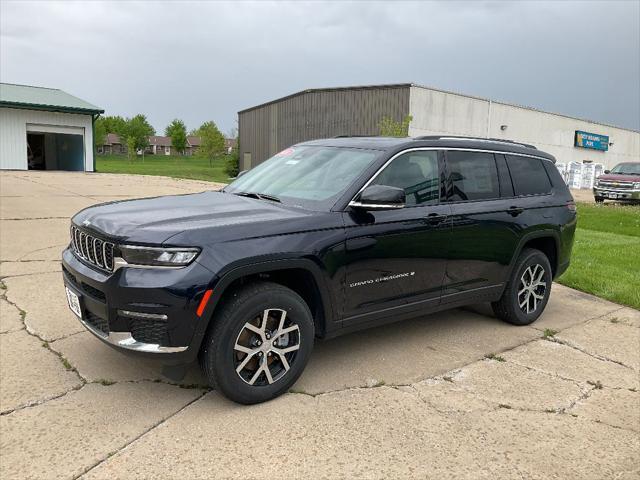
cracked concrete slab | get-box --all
[295,308,539,395]
[2,170,639,479]
[504,339,639,390]
[50,331,207,386]
[604,307,640,329]
[0,218,69,261]
[0,175,65,197]
[0,297,23,333]
[555,318,640,371]
[569,388,640,433]
[0,329,82,413]
[413,357,585,412]
[0,382,203,480]
[0,195,97,220]
[4,272,85,340]
[0,260,61,278]
[83,387,640,480]
[532,283,624,331]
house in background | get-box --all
[186,136,201,156]
[148,135,172,155]
[97,133,237,156]
[225,137,237,154]
[97,133,126,155]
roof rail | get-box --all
[332,134,381,138]
[413,135,537,150]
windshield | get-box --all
[224,146,380,210]
[610,163,640,175]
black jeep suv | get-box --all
[62,136,576,404]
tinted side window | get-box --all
[506,155,552,196]
[371,150,439,205]
[445,151,500,202]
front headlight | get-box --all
[594,179,601,187]
[119,245,200,267]
[633,182,640,189]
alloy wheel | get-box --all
[233,308,301,386]
[518,264,547,314]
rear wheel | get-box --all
[199,282,314,404]
[492,248,552,326]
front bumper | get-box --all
[62,247,215,364]
[593,186,640,201]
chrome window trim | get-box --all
[349,147,554,206]
[348,201,404,210]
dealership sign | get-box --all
[575,130,609,151]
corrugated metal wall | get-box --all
[0,107,93,170]
[238,85,410,167]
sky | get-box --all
[1,0,639,135]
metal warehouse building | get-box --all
[0,83,103,171]
[238,83,639,170]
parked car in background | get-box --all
[593,162,640,203]
[62,136,576,404]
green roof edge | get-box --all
[0,100,104,115]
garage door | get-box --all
[26,124,85,171]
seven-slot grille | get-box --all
[70,225,115,271]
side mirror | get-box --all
[350,185,405,210]
[236,170,248,178]
[603,170,610,174]
[449,172,464,182]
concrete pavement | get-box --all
[0,171,638,479]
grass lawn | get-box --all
[96,154,231,184]
[557,203,640,309]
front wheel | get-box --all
[492,248,552,326]
[594,196,604,203]
[199,282,314,404]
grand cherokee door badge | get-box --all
[349,271,415,288]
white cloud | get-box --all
[1,0,638,133]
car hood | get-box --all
[72,191,318,244]
[597,174,640,182]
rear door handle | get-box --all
[507,206,524,217]
[425,213,447,225]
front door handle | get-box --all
[507,206,524,217]
[425,213,447,225]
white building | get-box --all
[238,83,639,169]
[0,83,103,171]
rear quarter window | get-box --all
[506,155,552,196]
[445,151,500,201]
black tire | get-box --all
[492,248,552,326]
[199,282,314,404]
[595,196,604,203]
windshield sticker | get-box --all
[277,148,295,157]
[349,271,415,288]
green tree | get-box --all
[94,117,107,150]
[164,119,188,155]
[101,115,127,136]
[122,114,155,161]
[193,121,225,166]
[378,114,413,137]
[225,137,239,177]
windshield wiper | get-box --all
[233,191,281,203]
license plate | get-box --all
[608,193,618,199]
[65,287,82,318]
